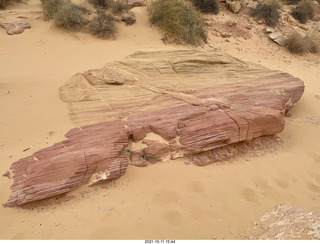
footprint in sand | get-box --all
[311,152,320,163]
[240,187,259,203]
[313,174,320,185]
[162,210,183,226]
[185,180,207,195]
[253,177,274,190]
[275,179,290,189]
[89,226,117,239]
[153,189,180,205]
[307,182,320,193]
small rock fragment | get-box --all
[245,0,258,10]
[205,21,214,27]
[257,19,265,25]
[265,27,274,34]
[221,32,232,38]
[3,171,11,179]
[226,20,237,27]
[268,31,287,46]
[226,0,242,13]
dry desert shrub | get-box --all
[284,0,301,5]
[286,32,318,53]
[250,0,281,27]
[88,11,117,38]
[42,0,64,20]
[291,0,315,24]
[110,0,128,14]
[192,0,219,14]
[147,0,207,45]
[88,0,110,9]
[0,0,21,9]
[0,0,10,8]
[53,1,89,31]
[121,11,136,25]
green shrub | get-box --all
[291,0,314,24]
[148,0,207,45]
[88,11,117,38]
[53,1,88,31]
[192,0,219,14]
[88,0,110,9]
[287,32,318,53]
[250,0,281,27]
[42,0,64,20]
[110,0,128,14]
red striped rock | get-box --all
[4,50,304,207]
[127,0,146,7]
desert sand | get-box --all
[0,0,320,240]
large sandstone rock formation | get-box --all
[0,19,31,35]
[4,50,304,207]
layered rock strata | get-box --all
[4,50,304,207]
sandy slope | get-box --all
[0,1,320,240]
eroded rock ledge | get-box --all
[4,50,304,207]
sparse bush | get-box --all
[148,0,207,45]
[88,11,117,38]
[250,0,281,27]
[88,0,110,9]
[0,0,20,9]
[192,0,219,14]
[110,0,128,14]
[307,37,319,53]
[291,0,315,24]
[285,0,301,5]
[42,0,63,20]
[53,1,89,31]
[121,11,136,25]
[0,0,10,8]
[287,32,318,53]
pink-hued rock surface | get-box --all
[127,0,146,7]
[4,50,304,207]
[0,19,31,35]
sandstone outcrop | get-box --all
[4,50,304,207]
[0,19,31,35]
[127,0,146,7]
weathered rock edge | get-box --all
[4,50,304,207]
